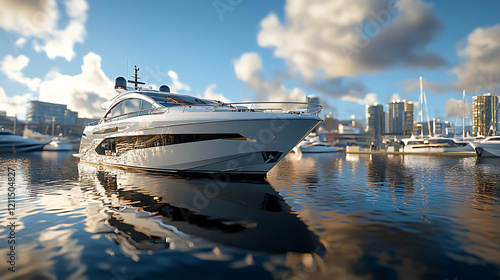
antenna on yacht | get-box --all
[127,65,145,89]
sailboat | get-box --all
[43,117,74,151]
[401,77,475,155]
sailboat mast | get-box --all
[420,76,423,138]
[463,90,465,139]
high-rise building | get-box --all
[26,101,78,125]
[366,104,384,142]
[386,100,413,135]
[404,101,414,135]
[472,93,500,136]
[323,112,338,132]
[432,118,444,136]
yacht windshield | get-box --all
[486,136,500,141]
[142,92,219,107]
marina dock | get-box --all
[345,146,477,157]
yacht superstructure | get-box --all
[401,136,474,154]
[76,67,323,177]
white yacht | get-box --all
[76,68,323,177]
[401,135,475,154]
[44,137,74,151]
[0,129,47,153]
[297,135,337,153]
[469,136,500,157]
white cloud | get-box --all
[233,52,306,102]
[453,24,500,93]
[340,92,379,105]
[398,77,449,94]
[1,55,41,91]
[0,53,204,119]
[38,19,86,61]
[168,70,191,92]
[0,0,88,61]
[445,98,472,118]
[15,38,27,48]
[362,93,379,105]
[258,0,445,80]
[203,84,231,103]
[234,52,262,84]
[0,87,31,116]
[39,52,114,118]
[0,0,58,36]
[389,93,401,102]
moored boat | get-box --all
[469,136,500,157]
[297,135,337,153]
[401,135,475,155]
[0,129,48,153]
[75,67,323,177]
[44,137,74,151]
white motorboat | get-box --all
[469,136,500,157]
[44,137,74,151]
[76,67,323,177]
[0,129,48,153]
[401,135,475,155]
[297,136,337,153]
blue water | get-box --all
[1,151,499,279]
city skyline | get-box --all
[1,0,500,122]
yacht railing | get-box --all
[224,102,322,116]
[86,102,322,127]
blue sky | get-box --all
[1,0,500,126]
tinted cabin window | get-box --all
[106,99,155,119]
[123,99,141,114]
[110,103,123,118]
[140,100,153,110]
[142,92,218,107]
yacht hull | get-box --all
[471,142,500,158]
[300,145,338,153]
[0,132,47,153]
[0,143,46,153]
[403,146,474,154]
[78,113,322,176]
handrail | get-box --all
[225,102,322,116]
[86,101,322,127]
[227,101,310,105]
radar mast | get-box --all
[127,65,145,89]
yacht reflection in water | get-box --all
[79,162,324,255]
